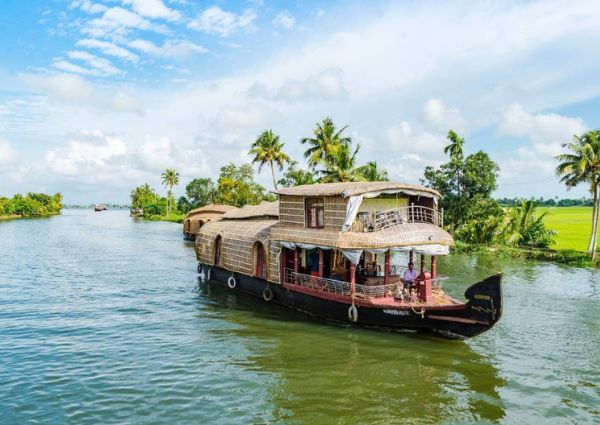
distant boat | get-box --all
[94,204,108,212]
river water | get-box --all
[0,209,599,424]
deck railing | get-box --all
[284,268,401,299]
[353,205,443,232]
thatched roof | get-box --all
[222,201,279,220]
[269,222,454,249]
[273,182,440,198]
[187,204,237,217]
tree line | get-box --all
[128,116,599,258]
[0,193,63,217]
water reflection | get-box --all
[196,278,506,424]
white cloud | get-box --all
[67,50,124,76]
[0,139,18,168]
[76,39,139,63]
[122,0,181,21]
[84,7,167,39]
[128,39,207,58]
[45,130,128,176]
[423,98,466,133]
[52,60,99,77]
[249,68,348,102]
[499,103,586,151]
[272,11,295,29]
[70,0,107,14]
[20,73,142,114]
[188,7,256,37]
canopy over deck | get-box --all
[221,201,279,220]
[186,204,237,216]
[273,181,440,199]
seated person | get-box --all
[403,262,418,286]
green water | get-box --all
[1,210,599,424]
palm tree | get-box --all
[301,117,351,169]
[319,143,365,183]
[356,161,389,181]
[443,130,465,161]
[161,169,179,216]
[556,131,600,258]
[249,130,291,190]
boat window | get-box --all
[305,198,324,228]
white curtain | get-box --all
[342,195,363,232]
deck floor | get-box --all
[361,290,463,308]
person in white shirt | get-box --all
[403,262,418,286]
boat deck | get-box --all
[283,269,465,310]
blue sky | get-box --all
[0,0,599,203]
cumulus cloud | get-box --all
[423,98,467,133]
[499,103,586,154]
[0,139,19,168]
[20,73,143,114]
[76,39,139,63]
[128,39,207,58]
[45,130,127,177]
[122,0,181,21]
[272,11,295,29]
[188,6,256,37]
[248,68,348,102]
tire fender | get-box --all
[348,304,358,323]
[197,263,203,274]
[262,286,274,302]
[227,275,237,289]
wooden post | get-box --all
[409,249,414,264]
[350,262,356,299]
[294,248,300,273]
[384,250,391,285]
[318,248,324,278]
[420,254,426,278]
[431,255,437,279]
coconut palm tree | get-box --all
[356,161,389,181]
[556,131,600,258]
[301,117,351,169]
[249,130,291,190]
[161,169,179,216]
[443,130,465,161]
[319,143,365,183]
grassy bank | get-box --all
[453,242,598,268]
[0,213,61,221]
[140,213,185,224]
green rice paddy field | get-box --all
[538,206,593,251]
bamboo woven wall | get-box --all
[195,219,281,283]
[278,195,305,227]
[324,196,347,230]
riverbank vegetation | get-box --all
[0,193,63,219]
[128,116,598,267]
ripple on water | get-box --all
[1,210,600,424]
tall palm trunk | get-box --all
[167,187,172,216]
[270,162,278,190]
[590,183,600,260]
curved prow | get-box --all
[464,273,503,326]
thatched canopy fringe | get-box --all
[273,182,440,199]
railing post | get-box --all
[318,248,324,278]
[431,255,437,279]
[384,250,390,285]
[410,203,414,223]
[294,248,299,273]
[350,262,356,299]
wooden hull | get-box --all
[201,265,502,340]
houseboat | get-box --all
[94,204,107,212]
[194,182,502,339]
[183,204,237,240]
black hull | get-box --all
[201,265,502,340]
